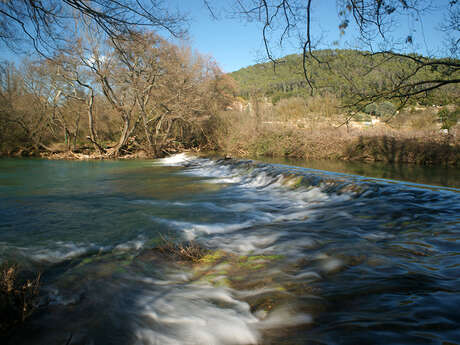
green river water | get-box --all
[0,155,459,345]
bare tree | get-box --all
[94,30,236,157]
[0,0,186,57]
[74,37,140,156]
[115,33,236,156]
[22,60,87,152]
[0,61,57,153]
[108,32,167,156]
[145,45,232,154]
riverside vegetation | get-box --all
[0,263,41,337]
[213,96,459,165]
[219,50,459,166]
[1,1,459,343]
[1,46,459,164]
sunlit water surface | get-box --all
[0,156,459,345]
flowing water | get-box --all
[0,156,459,345]
[254,157,460,189]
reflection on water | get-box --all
[255,156,460,188]
[1,155,459,345]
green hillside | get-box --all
[230,50,459,106]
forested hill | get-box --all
[229,49,459,105]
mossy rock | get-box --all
[199,250,227,264]
[283,175,304,188]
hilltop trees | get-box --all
[231,50,459,106]
[229,0,459,109]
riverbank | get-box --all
[1,148,157,160]
[1,128,459,166]
[214,120,459,166]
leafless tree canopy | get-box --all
[232,1,457,58]
[0,0,185,56]
[0,0,458,136]
[443,0,460,56]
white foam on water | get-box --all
[193,164,234,177]
[153,218,256,241]
[135,156,359,344]
[303,187,335,202]
[171,157,233,178]
[134,274,191,286]
[155,153,195,166]
[363,232,395,240]
[241,171,282,189]
[156,155,355,204]
[204,232,283,255]
[286,186,352,206]
[228,203,255,212]
[114,236,146,252]
[321,258,344,273]
[45,287,82,306]
[257,306,313,329]
[134,329,180,345]
[272,209,314,222]
[131,269,320,345]
[27,241,106,263]
[181,220,255,241]
[188,165,245,185]
[18,236,149,264]
[210,175,243,184]
[134,284,260,345]
[294,271,322,280]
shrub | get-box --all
[273,94,339,122]
[345,135,459,165]
[0,263,41,335]
[363,101,396,118]
[274,97,307,121]
[156,236,208,263]
[391,108,438,130]
[438,107,459,132]
[354,113,372,122]
[364,103,378,115]
[376,101,396,117]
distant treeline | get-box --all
[230,49,460,106]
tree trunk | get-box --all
[109,116,131,156]
[87,90,102,154]
[141,115,154,155]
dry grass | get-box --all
[0,263,41,336]
[391,107,439,130]
[156,236,209,263]
[346,133,459,165]
[209,110,260,156]
[211,102,459,165]
[270,95,340,124]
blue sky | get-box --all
[0,0,455,73]
[175,0,454,72]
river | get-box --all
[0,155,459,345]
